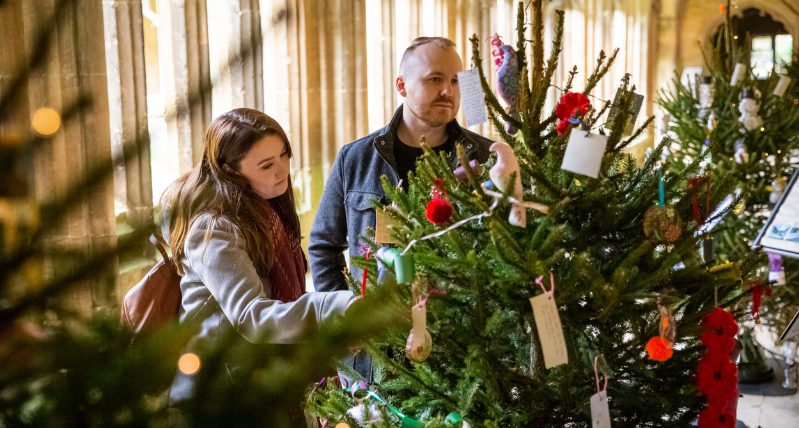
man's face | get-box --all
[398,44,463,127]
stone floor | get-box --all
[737,326,798,428]
[738,392,798,428]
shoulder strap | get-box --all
[150,234,170,262]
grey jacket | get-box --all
[161,211,354,401]
[308,105,494,294]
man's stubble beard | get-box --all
[407,93,456,128]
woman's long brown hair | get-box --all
[160,108,300,276]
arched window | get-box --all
[714,8,793,79]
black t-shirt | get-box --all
[393,137,453,189]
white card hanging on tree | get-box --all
[590,355,611,428]
[561,131,608,179]
[457,68,488,127]
[590,391,611,428]
[529,273,568,368]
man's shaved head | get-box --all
[399,37,457,78]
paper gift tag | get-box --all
[457,68,488,127]
[590,391,611,428]
[561,131,608,179]
[606,89,644,136]
[375,209,400,244]
[529,293,568,368]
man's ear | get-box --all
[396,77,407,97]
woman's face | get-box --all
[236,135,291,200]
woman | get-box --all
[159,108,355,403]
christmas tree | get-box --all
[310,2,757,427]
[658,3,799,351]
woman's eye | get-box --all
[262,164,273,170]
[430,77,440,82]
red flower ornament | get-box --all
[696,352,738,398]
[702,308,738,338]
[700,330,735,354]
[697,405,735,428]
[556,92,591,120]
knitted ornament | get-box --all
[643,205,681,244]
[555,92,590,135]
[702,308,738,339]
[696,352,738,398]
[425,179,452,225]
[698,406,736,428]
[646,337,673,361]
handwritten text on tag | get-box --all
[529,293,568,368]
[457,68,488,127]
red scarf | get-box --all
[266,216,307,303]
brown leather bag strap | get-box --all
[150,234,170,262]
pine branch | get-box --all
[583,49,619,96]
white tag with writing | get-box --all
[561,131,608,179]
[457,68,488,127]
[529,293,568,368]
[590,391,611,428]
[375,209,399,244]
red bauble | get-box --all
[426,198,452,224]
[646,337,673,361]
[696,352,738,398]
[697,405,735,428]
[702,308,738,338]
[556,92,591,121]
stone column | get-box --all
[102,0,153,227]
[207,0,263,115]
[0,0,120,315]
[156,0,212,174]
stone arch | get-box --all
[699,1,799,63]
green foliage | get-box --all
[657,2,799,332]
[311,1,756,427]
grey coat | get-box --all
[161,211,354,402]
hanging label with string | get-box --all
[529,273,568,368]
[606,85,644,136]
[561,131,608,179]
[590,355,612,428]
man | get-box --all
[309,38,493,379]
[310,36,493,293]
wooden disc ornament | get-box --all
[643,205,682,244]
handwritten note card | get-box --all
[530,293,568,369]
[590,391,611,428]
[458,68,487,127]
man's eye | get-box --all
[452,79,459,85]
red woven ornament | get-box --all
[556,119,571,135]
[702,308,738,338]
[425,179,452,225]
[696,352,738,398]
[646,337,673,361]
[698,405,735,428]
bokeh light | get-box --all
[178,352,201,375]
[32,108,60,136]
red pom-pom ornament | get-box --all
[646,337,673,361]
[426,179,452,225]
